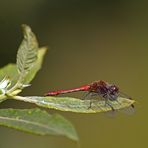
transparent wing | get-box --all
[119,105,135,115]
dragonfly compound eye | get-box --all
[110,85,119,93]
[108,85,119,100]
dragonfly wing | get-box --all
[105,99,135,115]
[119,105,135,115]
[82,92,99,100]
[119,91,132,99]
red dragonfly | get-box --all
[45,80,134,111]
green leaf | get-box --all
[13,96,135,113]
[5,25,47,94]
[0,25,40,84]
[8,47,47,94]
[0,64,18,102]
[0,25,47,99]
[0,47,47,101]
[0,108,78,141]
[23,47,47,84]
[17,24,38,75]
[0,64,18,86]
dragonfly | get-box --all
[45,80,134,112]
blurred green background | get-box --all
[0,0,147,148]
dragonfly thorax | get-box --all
[90,81,119,100]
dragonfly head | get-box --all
[108,84,119,100]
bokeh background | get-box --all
[0,0,147,148]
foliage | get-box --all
[0,25,78,141]
[0,25,135,141]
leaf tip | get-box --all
[21,24,31,32]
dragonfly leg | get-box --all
[88,100,92,109]
[82,92,91,100]
[105,99,115,111]
[87,99,99,109]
